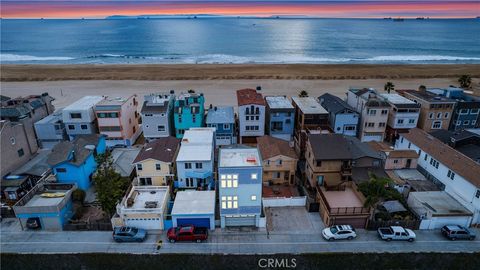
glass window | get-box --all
[156,164,161,171]
[137,164,143,171]
[251,195,257,201]
[157,125,165,131]
[432,121,442,129]
[56,168,66,173]
[70,113,81,119]
[17,148,24,157]
[251,173,257,180]
[68,125,75,130]
[81,125,88,130]
[185,163,192,169]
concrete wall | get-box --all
[262,196,306,207]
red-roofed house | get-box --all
[237,88,266,143]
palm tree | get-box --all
[384,82,395,94]
[298,90,309,97]
[458,75,472,89]
[187,89,195,94]
[358,174,393,209]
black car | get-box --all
[441,225,476,241]
[26,217,41,229]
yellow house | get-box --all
[132,136,180,186]
[257,136,298,185]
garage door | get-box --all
[126,218,162,230]
[177,218,211,229]
[362,135,382,142]
[225,215,256,227]
[331,217,367,229]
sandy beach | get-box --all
[1,78,475,109]
[1,64,480,81]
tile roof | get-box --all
[402,128,480,187]
[308,133,383,161]
[236,89,265,106]
[133,136,181,163]
[256,135,297,160]
[318,93,356,114]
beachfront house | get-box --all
[47,134,106,190]
[397,89,455,132]
[264,96,295,142]
[318,93,359,137]
[395,128,480,227]
[218,147,262,228]
[346,88,390,142]
[1,93,55,154]
[34,110,68,149]
[94,95,141,147]
[237,88,266,144]
[206,105,236,146]
[141,92,175,141]
[429,130,480,163]
[175,128,215,189]
[378,93,420,142]
[62,96,103,140]
[257,135,297,186]
[132,136,181,186]
[291,96,329,158]
[427,87,480,131]
[173,91,205,139]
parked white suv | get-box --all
[322,225,357,241]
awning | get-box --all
[185,170,212,179]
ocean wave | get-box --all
[365,55,480,62]
[0,54,74,62]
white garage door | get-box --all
[225,215,256,227]
[216,136,232,146]
[125,218,163,230]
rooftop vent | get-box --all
[246,157,256,163]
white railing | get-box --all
[262,196,306,207]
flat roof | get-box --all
[171,190,215,215]
[322,187,364,208]
[176,128,214,162]
[379,93,416,105]
[291,96,327,114]
[265,96,294,109]
[63,96,103,111]
[126,186,169,211]
[219,148,261,167]
[206,106,235,124]
[24,191,70,207]
[409,191,472,216]
[96,95,134,106]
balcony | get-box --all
[341,164,353,176]
[317,185,371,216]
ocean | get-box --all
[1,18,479,64]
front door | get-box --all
[406,159,412,168]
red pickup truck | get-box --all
[167,225,208,243]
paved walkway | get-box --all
[2,218,479,254]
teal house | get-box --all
[47,134,106,190]
[173,91,205,138]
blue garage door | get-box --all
[177,218,210,229]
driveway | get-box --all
[266,207,324,234]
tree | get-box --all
[357,174,393,209]
[187,89,195,94]
[298,90,309,97]
[418,85,427,92]
[384,82,395,94]
[458,75,472,89]
[93,152,129,217]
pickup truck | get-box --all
[377,226,416,242]
[167,225,208,243]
